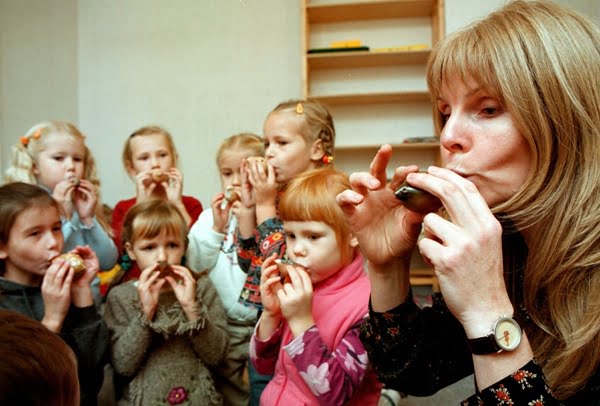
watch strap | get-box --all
[467,333,502,355]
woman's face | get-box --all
[437,77,532,206]
[126,133,175,176]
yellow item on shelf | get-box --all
[330,39,363,48]
[372,44,429,52]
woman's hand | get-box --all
[412,167,512,337]
[137,263,166,321]
[68,245,98,307]
[41,259,73,333]
[211,192,231,234]
[134,170,157,202]
[72,179,98,227]
[277,265,314,338]
[336,145,424,271]
[166,265,199,321]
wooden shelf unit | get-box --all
[302,0,445,290]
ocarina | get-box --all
[274,259,303,282]
[55,253,86,278]
[157,260,173,278]
[246,156,267,170]
[221,186,240,209]
[394,183,442,214]
[68,176,80,187]
[151,169,169,183]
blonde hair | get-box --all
[122,125,179,174]
[270,99,335,165]
[427,1,600,398]
[4,121,110,233]
[121,199,188,251]
[216,132,264,167]
[279,167,354,263]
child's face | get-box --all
[0,206,63,285]
[283,220,353,284]
[127,134,175,176]
[263,111,321,183]
[126,230,185,272]
[33,132,86,191]
[218,147,254,193]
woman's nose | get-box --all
[440,114,471,154]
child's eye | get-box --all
[73,157,83,163]
[160,152,169,158]
[53,156,64,161]
[308,234,320,240]
[263,142,270,149]
[286,233,296,240]
[221,170,232,177]
[168,242,180,249]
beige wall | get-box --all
[1,0,598,207]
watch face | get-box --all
[494,317,522,351]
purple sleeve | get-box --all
[284,322,369,405]
[249,321,283,375]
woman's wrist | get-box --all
[368,259,411,312]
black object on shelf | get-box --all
[308,46,370,54]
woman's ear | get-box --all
[309,139,325,162]
[124,242,136,261]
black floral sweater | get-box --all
[360,230,599,405]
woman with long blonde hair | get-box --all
[337,1,600,403]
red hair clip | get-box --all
[322,155,333,164]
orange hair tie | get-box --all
[33,129,42,139]
[20,136,29,147]
[322,155,333,164]
[295,103,304,114]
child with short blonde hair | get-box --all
[104,199,228,405]
[187,132,264,405]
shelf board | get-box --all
[307,0,437,22]
[308,49,430,69]
[335,142,439,151]
[310,91,430,105]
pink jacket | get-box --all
[252,253,381,405]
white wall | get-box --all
[0,0,78,176]
[1,0,598,207]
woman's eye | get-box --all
[482,107,498,115]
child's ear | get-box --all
[125,160,137,177]
[309,139,325,162]
[124,242,136,261]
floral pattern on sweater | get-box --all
[250,322,370,404]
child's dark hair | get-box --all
[0,309,79,406]
[270,99,335,165]
[121,199,189,250]
[0,183,59,274]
